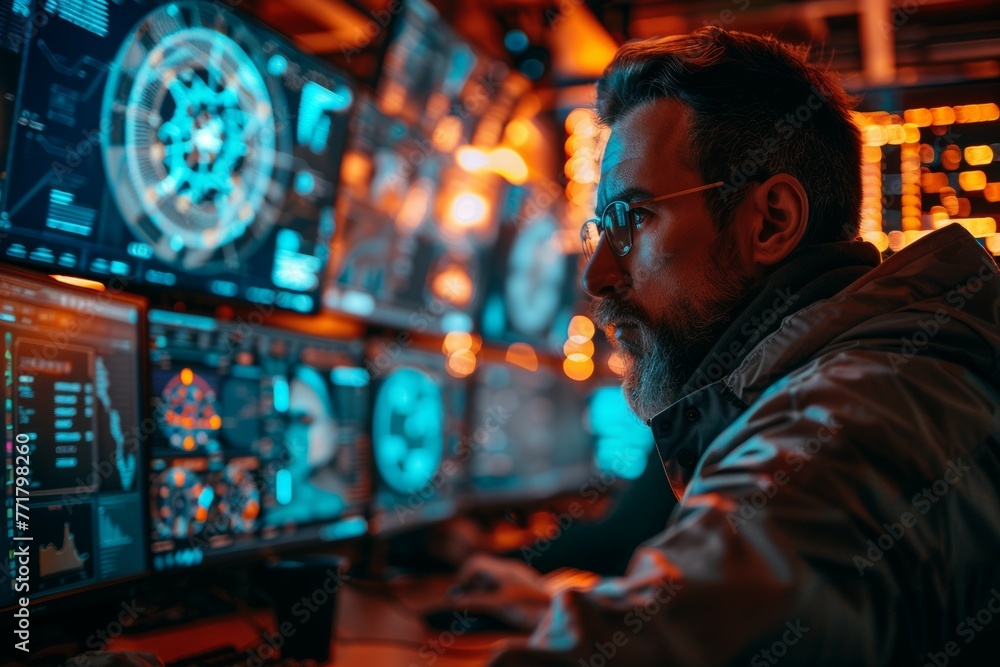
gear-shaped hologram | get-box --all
[103,2,290,270]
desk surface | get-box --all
[108,575,520,666]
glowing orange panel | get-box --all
[964,145,994,166]
[904,108,933,126]
[958,171,987,191]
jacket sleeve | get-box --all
[488,350,1000,667]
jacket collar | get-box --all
[649,224,1000,499]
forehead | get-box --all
[600,98,694,194]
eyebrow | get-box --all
[595,186,655,217]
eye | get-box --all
[631,208,651,228]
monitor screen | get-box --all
[1,264,147,609]
[367,342,466,533]
[377,0,477,137]
[466,358,595,503]
[0,0,354,313]
[325,96,495,333]
[479,210,584,352]
[147,311,370,572]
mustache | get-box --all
[591,296,649,335]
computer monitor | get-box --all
[1,263,147,610]
[0,0,354,313]
[479,211,585,353]
[325,95,495,333]
[465,356,596,504]
[147,311,370,572]
[367,341,466,533]
[377,0,478,137]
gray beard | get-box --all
[615,314,720,422]
[593,248,752,422]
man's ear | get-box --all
[744,174,809,267]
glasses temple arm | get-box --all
[636,181,725,207]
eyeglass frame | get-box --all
[581,181,725,260]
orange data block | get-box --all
[862,124,889,146]
[904,108,933,127]
[984,183,1000,203]
[933,217,997,237]
[921,172,949,193]
[985,234,1000,255]
[861,231,890,252]
[941,145,962,170]
[862,145,883,163]
[958,171,987,191]
[930,107,956,126]
[964,145,994,166]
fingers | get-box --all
[455,553,505,589]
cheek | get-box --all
[628,224,715,319]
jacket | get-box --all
[490,223,1000,666]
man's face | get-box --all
[583,99,753,421]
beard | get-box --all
[592,237,753,422]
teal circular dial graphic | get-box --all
[373,367,444,494]
[102,1,291,272]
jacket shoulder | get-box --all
[701,347,997,490]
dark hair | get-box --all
[595,27,861,246]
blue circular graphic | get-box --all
[102,1,291,272]
[373,367,444,494]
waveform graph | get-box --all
[13,339,98,494]
[33,503,96,595]
[96,499,146,582]
[95,355,139,492]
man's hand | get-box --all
[448,553,552,632]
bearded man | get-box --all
[453,26,1000,667]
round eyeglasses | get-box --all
[581,181,724,261]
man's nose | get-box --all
[581,236,628,298]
